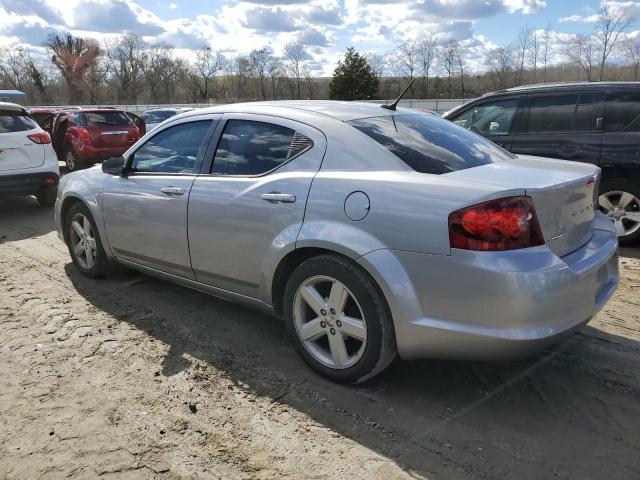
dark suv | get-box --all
[443,82,640,243]
[30,108,141,172]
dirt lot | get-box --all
[0,196,639,480]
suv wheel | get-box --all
[65,203,109,278]
[65,149,81,172]
[35,187,57,207]
[599,180,640,245]
[283,254,397,384]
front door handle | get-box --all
[160,186,185,195]
[261,192,296,203]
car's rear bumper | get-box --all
[0,171,60,196]
[358,212,619,361]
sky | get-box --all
[1,0,639,75]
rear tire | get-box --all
[599,179,640,245]
[35,187,57,207]
[65,149,81,172]
[64,202,109,278]
[283,254,397,384]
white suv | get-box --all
[0,102,59,206]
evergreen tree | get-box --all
[329,47,378,100]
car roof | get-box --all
[0,101,27,112]
[483,81,640,97]
[178,100,404,122]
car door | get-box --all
[102,116,219,278]
[599,90,640,181]
[188,114,326,298]
[510,91,604,165]
[446,96,522,150]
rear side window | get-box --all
[131,120,212,173]
[525,94,595,133]
[0,110,37,133]
[605,92,640,132]
[451,98,518,136]
[349,113,514,175]
[85,111,131,126]
[212,120,313,176]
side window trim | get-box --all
[125,116,220,176]
[451,96,522,136]
[200,113,317,178]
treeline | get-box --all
[0,3,638,105]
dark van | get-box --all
[443,82,640,243]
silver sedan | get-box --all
[54,101,619,383]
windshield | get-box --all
[85,111,131,126]
[142,110,177,124]
[348,113,514,174]
[0,110,37,133]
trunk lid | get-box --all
[0,130,45,171]
[447,155,599,257]
[83,111,138,149]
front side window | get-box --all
[131,120,212,173]
[349,113,514,175]
[605,92,640,132]
[451,98,518,136]
[212,120,313,175]
[0,110,37,133]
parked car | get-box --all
[140,107,193,132]
[30,107,141,171]
[443,82,640,243]
[55,101,618,383]
[124,111,146,136]
[0,102,59,206]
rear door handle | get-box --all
[261,192,296,203]
[160,186,185,195]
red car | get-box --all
[30,108,143,171]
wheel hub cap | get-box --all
[599,190,640,237]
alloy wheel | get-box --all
[293,275,367,369]
[598,190,640,237]
[69,213,97,269]
[66,151,76,171]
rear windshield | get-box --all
[84,111,131,127]
[348,113,514,174]
[0,110,37,133]
[142,110,176,123]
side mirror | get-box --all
[102,156,127,175]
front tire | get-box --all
[283,254,397,384]
[64,203,109,278]
[598,179,640,245]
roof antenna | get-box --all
[381,78,416,111]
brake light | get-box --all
[27,132,51,144]
[449,196,544,251]
[77,127,91,143]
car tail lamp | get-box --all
[27,132,51,144]
[77,127,91,143]
[448,196,545,251]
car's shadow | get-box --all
[0,196,56,242]
[65,263,640,479]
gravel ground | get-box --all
[0,195,639,480]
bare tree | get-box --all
[595,2,632,81]
[439,41,456,98]
[105,32,146,104]
[416,32,437,98]
[46,33,100,103]
[529,30,541,83]
[190,47,224,101]
[365,52,385,98]
[249,48,272,100]
[542,23,553,82]
[283,42,306,99]
[85,57,108,104]
[397,41,418,95]
[487,45,514,89]
[567,33,597,81]
[515,25,531,85]
[267,58,282,100]
[624,36,640,80]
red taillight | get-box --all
[449,196,545,251]
[77,127,91,143]
[27,132,51,144]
